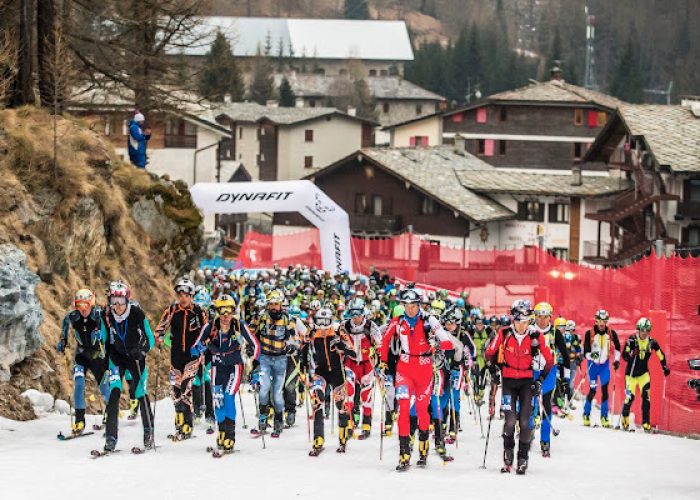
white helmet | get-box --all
[175,277,196,295]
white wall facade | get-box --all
[234,123,261,180]
[277,116,364,181]
[389,116,443,148]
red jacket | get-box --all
[485,327,553,380]
[380,314,452,362]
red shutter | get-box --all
[476,107,488,123]
[451,113,463,123]
[421,136,429,147]
[587,110,598,128]
[409,136,416,147]
[484,139,495,156]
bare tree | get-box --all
[69,0,208,115]
[0,29,18,107]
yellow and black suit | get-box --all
[621,335,669,427]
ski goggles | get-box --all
[315,317,332,327]
[348,309,364,318]
[110,296,127,306]
[217,306,234,315]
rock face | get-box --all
[0,244,43,382]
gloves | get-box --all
[663,366,671,377]
[377,361,388,377]
[561,381,570,399]
[532,379,542,397]
[128,346,148,360]
[190,342,206,357]
[613,360,620,371]
[156,334,164,345]
[428,335,439,350]
[90,330,102,346]
[284,344,297,356]
[245,344,255,357]
[56,339,66,354]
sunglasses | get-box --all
[315,318,332,327]
[110,296,127,306]
[217,307,234,315]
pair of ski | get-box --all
[500,464,527,475]
[394,455,453,471]
[308,444,345,457]
[205,445,239,458]
[90,445,159,458]
[250,429,281,438]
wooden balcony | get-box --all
[676,200,700,220]
[350,214,402,233]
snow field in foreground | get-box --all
[1,387,697,500]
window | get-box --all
[409,136,429,147]
[309,100,317,108]
[355,193,368,214]
[477,139,485,155]
[574,142,583,159]
[238,126,243,139]
[549,203,570,223]
[500,107,508,121]
[451,113,463,123]
[688,226,700,246]
[259,153,265,162]
[415,103,423,115]
[597,112,607,127]
[499,140,507,155]
[382,102,390,113]
[688,179,700,201]
[476,107,488,123]
[479,139,495,156]
[574,109,584,126]
[305,129,314,142]
[549,248,569,260]
[164,118,197,148]
[259,126,266,136]
[421,196,438,215]
[369,69,377,76]
[304,156,313,168]
[380,69,388,76]
[339,68,348,76]
[219,138,234,160]
[587,110,598,128]
[372,195,383,216]
[517,201,545,222]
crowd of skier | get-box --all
[58,264,670,472]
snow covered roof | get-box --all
[214,102,376,126]
[178,17,414,61]
[282,75,445,101]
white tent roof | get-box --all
[179,17,414,61]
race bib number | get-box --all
[501,394,512,411]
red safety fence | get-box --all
[240,229,700,436]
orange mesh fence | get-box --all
[240,229,700,435]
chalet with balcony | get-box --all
[440,69,623,170]
[583,101,700,263]
[274,146,629,262]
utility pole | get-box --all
[584,4,597,90]
[644,81,674,105]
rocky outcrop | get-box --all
[0,244,43,382]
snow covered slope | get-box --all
[1,389,696,499]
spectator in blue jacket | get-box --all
[128,112,151,168]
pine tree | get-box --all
[278,77,296,107]
[198,31,244,102]
[249,49,275,105]
[610,33,644,103]
[351,78,377,121]
[344,0,369,20]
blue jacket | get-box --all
[127,119,150,167]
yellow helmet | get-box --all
[214,294,237,314]
[266,290,284,305]
[430,299,446,313]
[534,302,553,317]
[553,317,567,329]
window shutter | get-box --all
[476,107,488,123]
[484,139,495,156]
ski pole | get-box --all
[449,381,459,448]
[62,356,73,438]
[379,382,385,461]
[290,355,311,443]
[238,389,248,429]
[540,394,560,437]
[615,352,636,429]
[253,389,266,449]
[480,413,493,469]
[134,359,156,452]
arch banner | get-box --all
[190,180,353,273]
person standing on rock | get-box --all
[58,288,109,435]
[128,111,151,169]
[100,280,155,452]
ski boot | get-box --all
[128,399,139,420]
[206,416,216,435]
[434,432,453,462]
[383,422,393,437]
[501,448,514,473]
[285,411,296,428]
[252,406,269,436]
[540,441,550,458]
[271,416,283,438]
[309,436,324,457]
[600,416,611,428]
[358,416,371,440]
[533,414,541,429]
[583,414,591,427]
[71,420,86,436]
[143,428,154,450]
[337,424,350,452]
[642,423,652,433]
[396,436,411,472]
[621,415,630,431]
[104,435,117,453]
[217,429,226,450]
[516,457,528,475]
[416,431,429,467]
[222,420,235,451]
